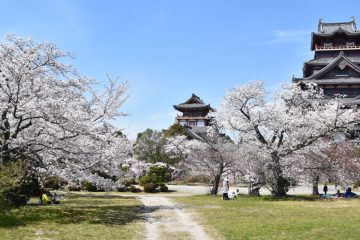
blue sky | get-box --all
[0,0,359,139]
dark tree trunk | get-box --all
[1,143,11,164]
[312,175,319,195]
[211,163,224,195]
[211,173,221,195]
[1,110,11,164]
[248,182,261,196]
[272,175,289,197]
[270,152,289,197]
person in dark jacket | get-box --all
[323,184,328,195]
[344,187,357,198]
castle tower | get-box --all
[293,18,360,104]
[173,94,213,133]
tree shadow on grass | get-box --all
[262,194,328,202]
[0,195,150,228]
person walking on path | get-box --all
[323,184,328,195]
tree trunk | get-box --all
[272,176,289,197]
[211,173,221,195]
[1,111,11,164]
[1,143,11,164]
[248,182,261,196]
[210,162,225,195]
[270,152,288,197]
[312,175,319,195]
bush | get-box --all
[159,184,168,192]
[129,185,141,193]
[143,183,158,193]
[123,178,136,187]
[67,185,82,191]
[0,161,44,206]
[117,185,128,192]
[139,166,171,186]
[2,187,29,206]
[139,175,152,186]
[82,181,98,192]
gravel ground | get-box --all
[141,196,211,240]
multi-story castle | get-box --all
[293,18,360,104]
[173,94,213,138]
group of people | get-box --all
[221,178,358,199]
[323,184,358,198]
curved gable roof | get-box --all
[306,52,360,80]
[183,94,204,104]
[319,21,357,34]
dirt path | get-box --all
[140,196,211,240]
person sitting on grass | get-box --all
[344,187,357,198]
[50,192,60,204]
[228,190,237,199]
[41,192,50,204]
[333,190,343,198]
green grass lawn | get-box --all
[0,194,144,240]
[176,195,360,240]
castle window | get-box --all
[313,69,320,74]
[179,120,186,126]
[324,88,360,97]
[197,120,205,127]
[188,121,196,126]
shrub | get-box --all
[82,181,98,192]
[139,166,171,186]
[123,178,136,187]
[139,175,152,186]
[143,183,157,193]
[129,185,141,193]
[117,185,128,192]
[2,187,29,206]
[159,184,168,192]
[0,161,42,206]
[67,185,82,191]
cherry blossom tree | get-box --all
[0,35,131,189]
[214,81,360,197]
[165,126,240,195]
[298,139,360,194]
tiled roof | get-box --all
[318,19,357,34]
[306,52,360,80]
[307,57,360,65]
[183,94,204,104]
[300,78,360,84]
[174,103,210,108]
[174,94,213,111]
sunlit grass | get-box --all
[0,194,144,240]
[176,194,360,240]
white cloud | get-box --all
[267,30,310,44]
